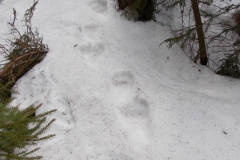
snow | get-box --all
[0,0,240,159]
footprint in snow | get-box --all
[81,22,100,38]
[116,97,151,143]
[111,71,135,103]
[77,22,105,62]
[89,0,107,14]
[77,41,105,60]
[111,71,151,143]
[112,71,134,87]
[119,97,149,120]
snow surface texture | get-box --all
[0,0,240,159]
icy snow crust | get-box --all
[0,0,240,159]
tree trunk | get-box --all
[190,0,208,65]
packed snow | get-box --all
[0,0,240,159]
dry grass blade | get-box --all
[0,0,48,98]
[0,10,48,91]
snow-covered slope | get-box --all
[0,0,240,159]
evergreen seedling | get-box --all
[0,101,56,159]
[217,50,240,78]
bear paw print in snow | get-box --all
[116,97,151,143]
[78,42,105,59]
[89,0,107,14]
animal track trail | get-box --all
[111,71,135,104]
[110,71,151,143]
[77,41,105,60]
[89,0,107,15]
[119,97,149,121]
[80,22,100,39]
[76,22,106,62]
[112,71,134,87]
[116,97,151,143]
